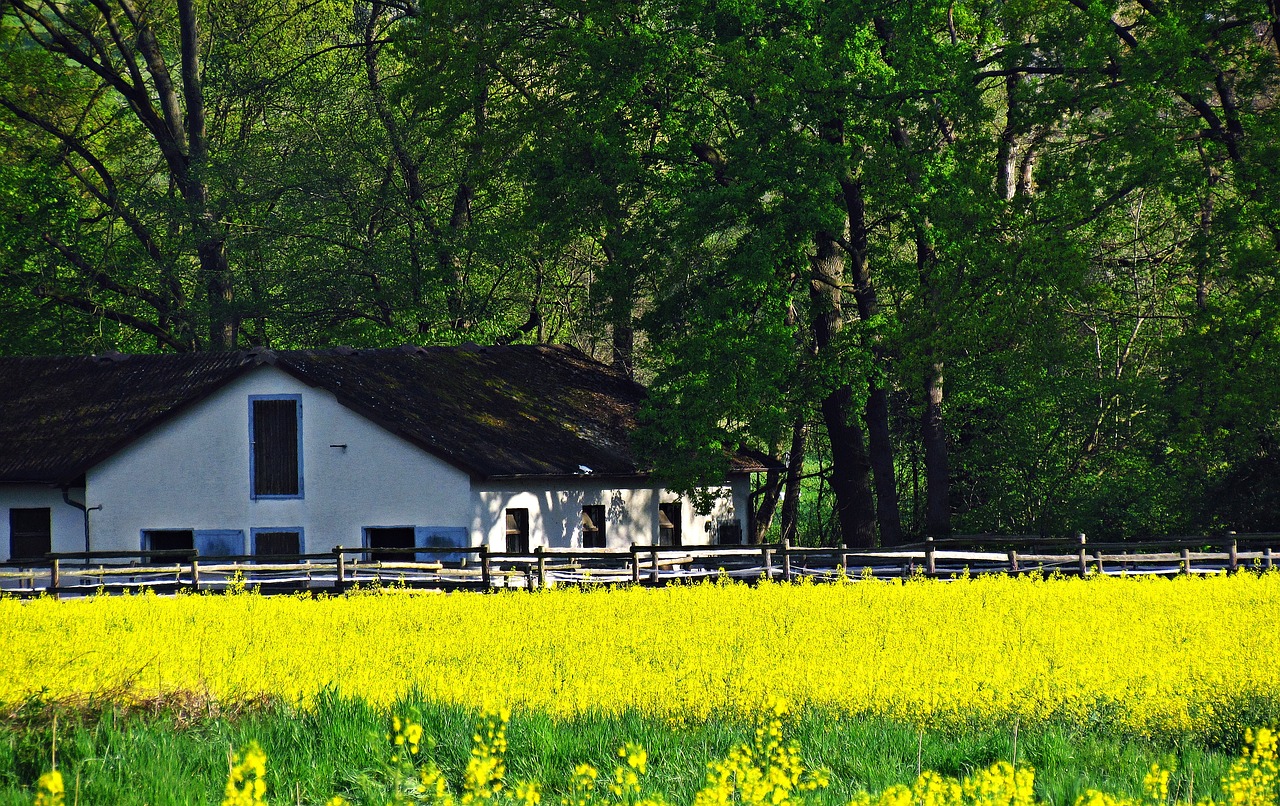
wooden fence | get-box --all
[0,534,1276,598]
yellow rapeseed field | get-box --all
[2,573,1278,739]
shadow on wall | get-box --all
[607,491,626,532]
[479,488,585,550]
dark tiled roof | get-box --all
[0,345,772,484]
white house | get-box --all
[0,345,770,563]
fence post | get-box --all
[1076,533,1088,576]
[1007,549,1019,576]
[1265,547,1274,570]
[925,536,936,576]
[631,544,641,585]
[50,558,60,600]
[650,546,660,585]
[1227,534,1238,574]
[1093,550,1104,574]
[191,558,200,592]
[334,547,346,592]
[782,539,793,582]
[762,544,772,580]
[481,544,492,590]
[1181,547,1191,575]
[536,545,547,589]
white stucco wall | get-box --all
[84,365,473,554]
[472,475,751,550]
[0,484,86,562]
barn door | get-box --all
[194,529,245,558]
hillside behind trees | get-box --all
[2,0,1279,544]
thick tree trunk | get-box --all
[917,235,950,535]
[996,73,1020,202]
[753,464,782,543]
[811,231,877,548]
[922,361,949,534]
[842,176,902,544]
[874,50,951,537]
[177,0,235,349]
[778,418,806,544]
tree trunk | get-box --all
[810,231,877,548]
[842,175,902,544]
[778,418,806,544]
[441,63,488,333]
[753,464,782,544]
[996,72,1020,202]
[874,46,951,537]
[177,0,235,349]
[602,234,635,379]
[917,234,950,536]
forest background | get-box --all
[1,0,1278,547]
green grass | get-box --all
[0,695,1245,806]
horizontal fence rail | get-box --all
[0,535,1276,598]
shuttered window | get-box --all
[9,508,51,561]
[505,508,530,553]
[581,505,606,548]
[658,502,682,547]
[254,530,301,557]
[716,519,743,545]
[250,396,302,498]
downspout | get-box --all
[60,485,99,554]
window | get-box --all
[505,508,530,553]
[250,395,302,498]
[253,529,302,558]
[366,526,416,560]
[658,502,682,547]
[9,508,51,561]
[142,529,193,563]
[716,519,743,545]
[581,505,606,548]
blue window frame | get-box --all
[250,527,304,557]
[249,394,304,499]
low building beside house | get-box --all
[0,345,768,563]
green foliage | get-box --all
[0,696,1246,806]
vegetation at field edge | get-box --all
[0,697,1257,806]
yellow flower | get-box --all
[34,770,65,806]
[223,742,269,806]
[620,743,648,774]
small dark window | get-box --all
[10,508,51,561]
[143,530,194,562]
[581,505,606,548]
[255,531,301,557]
[716,519,743,545]
[505,508,530,553]
[251,397,300,497]
[367,527,415,560]
[658,502,682,547]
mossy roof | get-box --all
[0,345,771,484]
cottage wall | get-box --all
[0,484,86,562]
[472,475,750,550]
[84,366,473,554]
